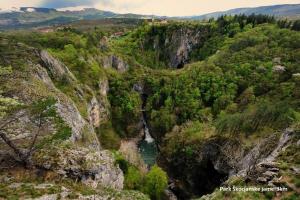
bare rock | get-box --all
[88,95,110,127]
[262,171,278,178]
[164,189,178,200]
[33,194,58,200]
[272,65,286,73]
[257,177,267,183]
[269,168,280,172]
[99,36,109,50]
[39,50,76,82]
[272,57,281,64]
[102,55,128,72]
[99,79,109,96]
[34,64,99,149]
[33,143,124,190]
[259,162,278,169]
[290,166,300,174]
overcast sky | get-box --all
[1,0,300,16]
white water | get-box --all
[144,125,154,143]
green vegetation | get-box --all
[1,13,300,199]
[115,153,168,199]
[96,122,121,150]
[124,165,144,190]
[142,165,168,200]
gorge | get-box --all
[0,14,300,200]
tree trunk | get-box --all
[0,131,31,167]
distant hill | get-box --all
[189,4,300,20]
[0,7,154,30]
[1,4,300,30]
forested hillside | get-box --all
[0,14,299,200]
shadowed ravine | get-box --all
[138,93,158,167]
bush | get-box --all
[124,166,144,190]
[216,100,295,135]
[96,123,121,150]
[142,165,168,200]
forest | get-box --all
[0,13,299,200]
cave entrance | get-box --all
[176,62,185,69]
[170,159,228,200]
[195,160,228,196]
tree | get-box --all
[143,165,168,200]
[0,98,57,167]
[292,20,300,31]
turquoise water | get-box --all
[138,140,158,166]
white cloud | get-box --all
[94,0,300,16]
[0,0,300,16]
[0,0,42,9]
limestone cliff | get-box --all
[0,40,124,190]
[102,55,129,72]
[143,24,211,68]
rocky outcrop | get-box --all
[33,52,124,189]
[237,128,294,176]
[102,55,128,72]
[34,142,123,190]
[162,129,296,199]
[0,177,148,200]
[88,96,110,127]
[99,36,109,50]
[0,41,124,191]
[161,137,241,198]
[39,50,76,82]
[272,65,286,73]
[88,79,110,127]
[33,63,98,147]
[143,25,211,68]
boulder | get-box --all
[259,162,278,168]
[272,57,281,64]
[272,65,286,73]
[262,171,278,178]
[257,177,267,183]
[269,168,280,172]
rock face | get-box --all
[162,129,296,199]
[0,44,124,190]
[161,137,242,198]
[237,128,294,176]
[102,55,128,72]
[35,51,123,189]
[34,143,124,190]
[35,54,97,147]
[39,50,76,81]
[88,79,110,127]
[143,25,210,68]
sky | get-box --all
[0,0,300,16]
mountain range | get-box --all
[189,4,300,20]
[0,4,300,30]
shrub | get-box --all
[216,100,295,135]
[142,165,168,200]
[124,166,144,190]
[96,123,121,150]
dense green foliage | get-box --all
[142,165,168,200]
[115,153,167,199]
[1,14,300,199]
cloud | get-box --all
[94,0,300,16]
[40,0,100,8]
[0,0,300,16]
[0,0,41,9]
